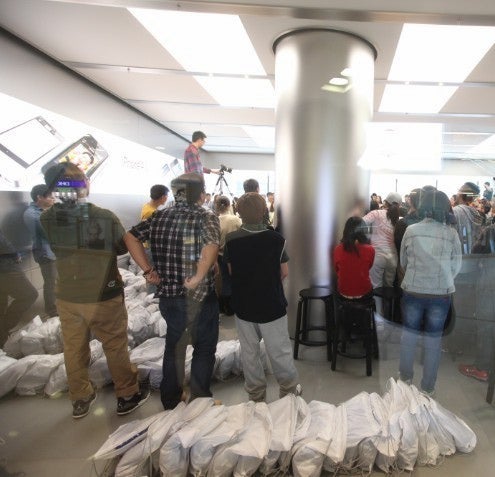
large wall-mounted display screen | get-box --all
[0,92,181,195]
[0,116,63,169]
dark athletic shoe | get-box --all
[72,392,97,419]
[117,382,150,416]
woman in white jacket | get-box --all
[399,189,462,395]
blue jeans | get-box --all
[39,259,57,316]
[399,292,451,393]
[159,292,219,409]
[218,255,232,297]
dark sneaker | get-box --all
[421,388,436,398]
[72,392,97,419]
[117,382,150,416]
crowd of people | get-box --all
[337,181,495,397]
[1,127,493,418]
[0,130,294,420]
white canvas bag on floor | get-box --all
[410,387,440,466]
[374,380,406,473]
[129,337,164,365]
[394,379,420,470]
[93,413,165,461]
[158,402,226,477]
[232,403,272,477]
[159,398,219,475]
[428,397,477,453]
[114,404,186,477]
[340,392,381,471]
[258,394,298,476]
[234,402,272,476]
[323,403,347,473]
[0,354,38,397]
[190,402,255,477]
[292,400,336,477]
[3,316,43,358]
[213,340,240,381]
[15,352,64,395]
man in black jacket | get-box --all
[224,192,301,402]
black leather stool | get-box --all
[293,287,332,361]
[373,286,402,322]
[331,294,378,376]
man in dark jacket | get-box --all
[224,192,301,402]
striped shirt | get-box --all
[363,209,395,253]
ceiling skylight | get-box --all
[380,24,495,113]
[359,123,443,171]
[128,8,266,76]
[242,126,275,149]
[380,84,457,114]
[129,8,274,116]
[195,76,275,108]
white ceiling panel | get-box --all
[134,102,275,126]
[72,68,217,104]
[2,0,495,158]
[0,0,181,68]
[443,87,495,116]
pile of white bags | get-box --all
[93,382,477,476]
[0,263,250,397]
[3,315,63,358]
[2,268,166,361]
[0,335,246,398]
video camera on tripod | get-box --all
[214,164,234,198]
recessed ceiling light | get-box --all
[128,9,266,76]
[380,23,495,113]
[195,76,274,108]
[329,77,348,86]
[389,24,495,83]
[380,84,457,113]
[360,123,442,171]
[129,8,272,109]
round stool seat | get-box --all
[299,287,331,299]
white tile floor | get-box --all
[1,315,495,476]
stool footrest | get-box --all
[297,339,328,347]
[296,326,328,347]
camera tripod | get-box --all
[213,171,235,200]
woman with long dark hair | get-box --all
[333,217,375,300]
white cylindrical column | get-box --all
[273,28,375,336]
